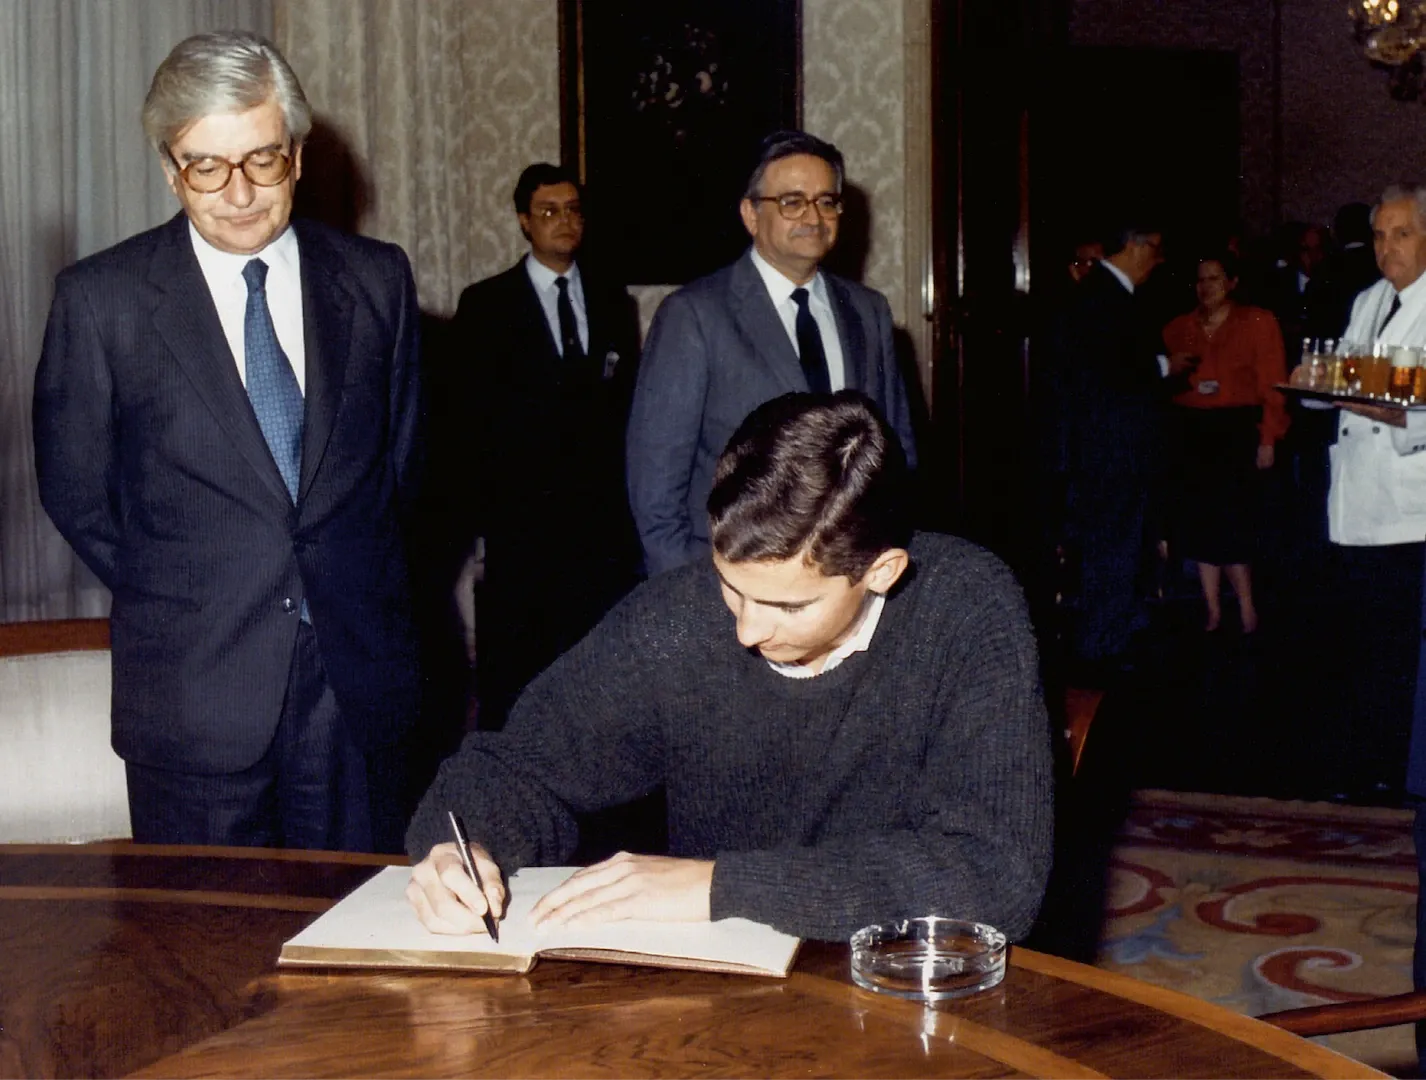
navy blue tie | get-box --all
[1381,292,1402,336]
[555,275,584,361]
[242,258,303,501]
[792,287,831,394]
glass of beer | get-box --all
[1300,339,1317,390]
[1290,338,1315,388]
[1342,342,1367,394]
[1392,346,1422,402]
[1306,338,1335,390]
[1362,342,1394,397]
[1329,340,1352,392]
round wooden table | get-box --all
[0,844,1378,1078]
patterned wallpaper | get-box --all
[804,0,910,329]
[275,0,922,336]
[1278,0,1426,226]
[1069,0,1426,232]
[276,0,561,315]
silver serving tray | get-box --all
[1275,384,1426,411]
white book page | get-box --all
[283,865,800,974]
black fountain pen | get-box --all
[447,810,499,942]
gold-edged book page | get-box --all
[277,865,801,978]
[279,944,536,973]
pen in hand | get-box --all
[447,810,499,943]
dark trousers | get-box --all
[126,622,408,853]
[1414,807,1426,1069]
[1065,472,1151,663]
[1322,543,1424,795]
[477,545,637,730]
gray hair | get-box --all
[1371,183,1426,230]
[141,30,312,153]
[1102,223,1160,258]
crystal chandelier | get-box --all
[1352,0,1426,99]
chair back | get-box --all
[0,619,130,842]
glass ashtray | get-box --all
[849,916,1007,1002]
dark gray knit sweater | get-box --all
[406,532,1053,941]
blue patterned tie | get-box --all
[242,258,303,501]
[555,276,585,361]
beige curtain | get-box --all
[274,0,562,315]
[0,0,272,623]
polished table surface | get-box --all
[0,844,1380,1079]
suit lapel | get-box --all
[293,221,352,503]
[729,251,806,394]
[147,214,292,506]
[824,274,867,391]
[511,263,563,363]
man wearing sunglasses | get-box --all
[33,31,422,853]
[628,130,918,576]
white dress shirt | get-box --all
[749,247,847,391]
[189,222,306,393]
[1329,271,1426,545]
[525,254,589,356]
[767,591,886,679]
[1099,258,1135,295]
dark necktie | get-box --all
[555,276,585,362]
[791,287,831,394]
[242,258,303,502]
[1380,292,1403,336]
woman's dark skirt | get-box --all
[1171,405,1263,566]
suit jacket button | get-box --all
[1373,426,1381,434]
[281,597,295,613]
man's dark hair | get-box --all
[1334,201,1372,246]
[743,131,845,201]
[708,391,910,581]
[1102,222,1161,259]
[513,163,581,215]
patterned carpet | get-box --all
[1099,790,1417,1076]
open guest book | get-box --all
[278,865,802,977]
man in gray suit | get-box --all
[627,131,918,575]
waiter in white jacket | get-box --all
[1325,182,1426,804]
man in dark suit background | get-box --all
[32,30,422,853]
[627,131,918,576]
[1323,202,1383,337]
[451,164,641,730]
[1044,224,1171,673]
[1265,222,1336,347]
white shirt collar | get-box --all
[525,253,581,293]
[1099,258,1135,295]
[767,591,886,680]
[749,246,828,308]
[1397,270,1426,308]
[188,220,299,282]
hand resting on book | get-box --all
[407,841,507,935]
[407,844,714,934]
[530,851,714,927]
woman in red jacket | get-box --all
[1162,252,1289,633]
